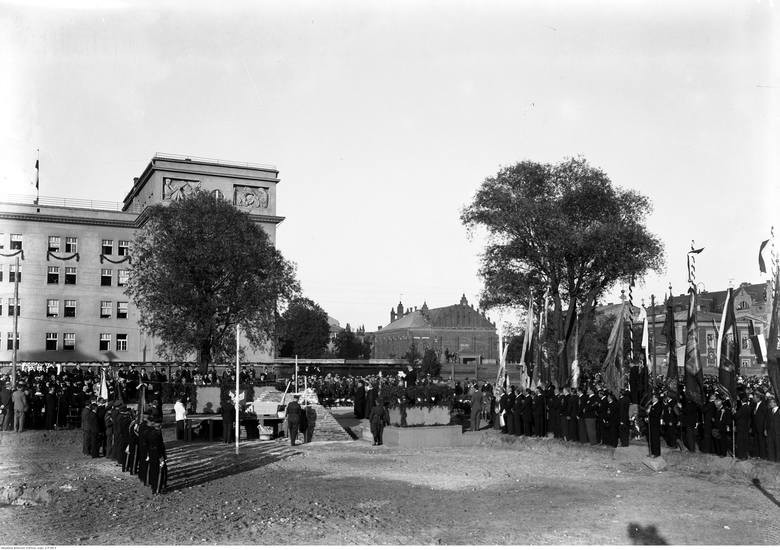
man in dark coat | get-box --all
[96,398,108,457]
[136,414,151,482]
[701,392,717,454]
[469,384,483,432]
[221,399,235,444]
[353,382,366,419]
[85,403,100,458]
[647,393,663,457]
[603,393,619,447]
[661,394,679,449]
[506,386,516,435]
[81,403,91,454]
[680,395,699,452]
[0,382,12,431]
[751,393,769,459]
[369,399,389,445]
[618,390,631,447]
[714,397,733,457]
[533,388,546,437]
[144,416,167,494]
[734,395,752,460]
[522,389,534,436]
[577,388,588,444]
[767,397,780,462]
[44,386,57,430]
[557,389,568,440]
[567,388,579,442]
[285,395,302,446]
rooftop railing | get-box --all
[0,194,140,213]
[153,152,277,171]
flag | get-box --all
[640,306,650,365]
[99,368,109,400]
[766,269,780,365]
[768,358,780,402]
[662,297,678,381]
[747,320,765,364]
[684,289,704,406]
[520,293,534,369]
[34,158,39,191]
[602,303,627,396]
[571,311,580,388]
[716,288,738,401]
[759,239,770,274]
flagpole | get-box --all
[34,149,39,206]
[235,323,240,456]
[11,255,19,387]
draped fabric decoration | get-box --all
[100,254,132,264]
[47,251,79,261]
[601,302,627,396]
[0,249,24,260]
[519,293,534,389]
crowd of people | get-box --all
[78,397,168,495]
[0,364,276,433]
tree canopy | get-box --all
[334,326,371,359]
[461,157,664,386]
[277,297,331,358]
[127,190,299,369]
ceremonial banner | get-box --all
[663,297,677,382]
[768,358,780,402]
[601,303,627,396]
[684,290,704,406]
[99,368,109,400]
[716,288,738,402]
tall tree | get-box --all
[127,190,299,371]
[334,325,368,359]
[461,157,664,387]
[277,297,331,358]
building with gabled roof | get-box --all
[373,294,498,364]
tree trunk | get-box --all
[198,340,211,374]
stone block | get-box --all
[642,456,668,472]
[382,425,463,448]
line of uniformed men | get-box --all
[81,400,167,494]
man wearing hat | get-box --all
[285,394,302,446]
[144,415,167,494]
[701,392,717,454]
[767,397,780,462]
[647,392,663,458]
[750,391,769,460]
[11,383,28,433]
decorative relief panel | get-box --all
[233,185,269,210]
[162,178,200,201]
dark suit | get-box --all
[286,400,302,445]
[144,427,167,494]
[221,401,235,444]
[751,401,769,459]
[701,400,716,454]
[767,407,780,462]
[734,403,751,459]
[532,395,546,437]
[618,395,631,447]
[680,399,699,452]
[648,400,663,457]
[714,407,733,457]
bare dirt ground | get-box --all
[1,414,780,546]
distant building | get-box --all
[373,294,497,364]
[597,281,774,376]
[0,154,284,364]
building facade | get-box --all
[0,154,284,364]
[596,281,774,377]
[373,295,498,364]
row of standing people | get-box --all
[80,398,167,495]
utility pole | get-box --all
[11,255,19,387]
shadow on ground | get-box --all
[165,440,301,491]
[627,523,667,545]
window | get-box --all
[6,332,19,350]
[0,269,3,282]
[7,298,19,316]
[48,236,61,253]
[117,301,128,319]
[10,234,22,250]
[63,332,75,351]
[45,332,58,351]
[101,239,114,255]
[118,240,130,256]
[64,300,76,318]
[65,237,78,253]
[101,268,112,286]
[100,301,112,319]
[46,299,59,318]
[47,266,60,284]
[117,269,128,287]
[65,267,77,285]
[9,264,21,283]
[737,301,749,310]
[0,233,4,249]
[99,333,111,351]
[116,333,128,352]
[0,301,2,315]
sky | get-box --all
[1,0,778,332]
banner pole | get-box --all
[235,324,240,456]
